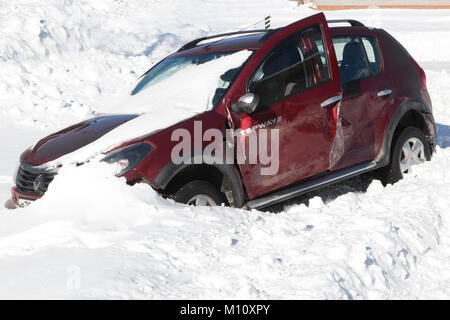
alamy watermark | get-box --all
[171,120,280,175]
[66,265,81,290]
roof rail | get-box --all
[327,19,365,27]
[177,29,268,52]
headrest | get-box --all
[342,42,366,66]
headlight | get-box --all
[102,142,153,176]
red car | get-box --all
[11,13,435,209]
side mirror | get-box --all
[231,93,259,114]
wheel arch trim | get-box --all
[154,153,246,208]
[376,99,435,167]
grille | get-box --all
[15,164,57,196]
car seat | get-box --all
[340,41,369,84]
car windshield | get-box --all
[131,50,253,108]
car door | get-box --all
[330,34,393,170]
[229,13,342,200]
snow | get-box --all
[1,0,450,299]
[50,50,253,166]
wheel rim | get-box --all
[399,137,426,175]
[187,194,217,206]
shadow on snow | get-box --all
[266,122,450,213]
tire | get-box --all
[378,127,431,185]
[173,180,228,206]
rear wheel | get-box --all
[173,180,227,206]
[378,127,430,185]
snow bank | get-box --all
[1,1,450,299]
[0,149,449,299]
[0,0,307,130]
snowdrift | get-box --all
[0,0,450,299]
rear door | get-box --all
[231,13,343,199]
[330,34,393,170]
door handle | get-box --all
[320,95,342,108]
[377,89,392,97]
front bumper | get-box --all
[10,161,58,208]
[11,186,42,208]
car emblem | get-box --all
[33,175,44,192]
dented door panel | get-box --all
[331,67,394,170]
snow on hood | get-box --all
[47,50,252,167]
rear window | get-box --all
[332,35,382,84]
[362,37,382,75]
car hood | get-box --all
[22,114,139,166]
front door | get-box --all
[232,13,343,199]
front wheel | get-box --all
[173,180,228,206]
[378,127,431,185]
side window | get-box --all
[249,24,330,107]
[332,36,370,84]
[362,36,382,75]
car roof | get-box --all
[172,19,373,56]
[172,30,275,56]
[330,26,381,37]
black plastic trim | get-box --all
[154,155,245,208]
[246,161,377,209]
[375,99,436,168]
